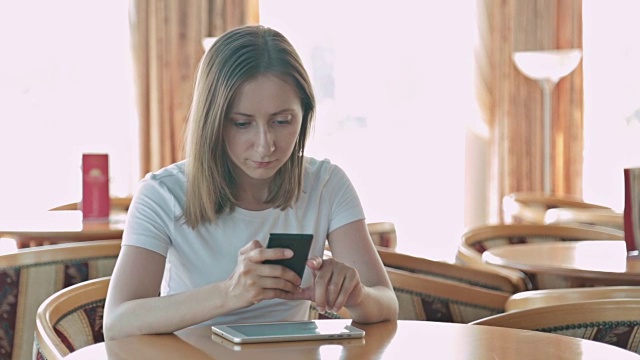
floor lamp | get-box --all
[512,49,582,195]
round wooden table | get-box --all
[482,240,640,288]
[0,210,125,248]
[63,320,640,359]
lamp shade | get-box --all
[512,49,582,82]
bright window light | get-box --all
[0,0,138,214]
[260,1,479,260]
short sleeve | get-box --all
[122,175,175,256]
[325,164,366,232]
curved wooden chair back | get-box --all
[461,223,623,254]
[506,286,640,312]
[49,196,132,212]
[0,240,120,360]
[35,276,110,360]
[376,246,525,293]
[502,192,611,224]
[471,299,640,354]
[386,267,510,324]
[544,207,624,232]
[455,223,624,291]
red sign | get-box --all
[82,154,110,221]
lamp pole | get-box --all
[512,49,582,196]
[539,78,557,195]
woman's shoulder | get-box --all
[305,156,336,176]
[303,156,350,186]
[138,160,187,196]
[144,161,186,182]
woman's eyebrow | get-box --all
[230,108,297,117]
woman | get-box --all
[103,25,398,340]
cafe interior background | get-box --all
[0,0,638,261]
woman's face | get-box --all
[223,74,303,186]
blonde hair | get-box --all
[184,25,315,228]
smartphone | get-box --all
[263,233,314,278]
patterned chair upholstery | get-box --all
[386,267,509,324]
[377,246,526,293]
[0,240,120,360]
[471,299,640,354]
[35,277,109,360]
[308,303,347,320]
[455,224,624,290]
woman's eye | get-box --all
[233,121,251,128]
[274,118,291,125]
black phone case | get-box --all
[263,233,314,278]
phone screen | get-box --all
[263,233,313,278]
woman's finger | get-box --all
[307,256,323,270]
[325,275,345,310]
[313,265,334,313]
[332,275,359,311]
[238,239,262,256]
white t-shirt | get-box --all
[122,157,365,326]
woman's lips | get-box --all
[253,160,275,168]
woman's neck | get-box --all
[235,178,272,211]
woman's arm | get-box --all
[316,219,399,323]
[103,246,233,339]
[103,242,301,340]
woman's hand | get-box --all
[225,240,303,308]
[295,256,364,314]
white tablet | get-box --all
[211,319,365,344]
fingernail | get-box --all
[284,249,294,257]
[317,307,325,313]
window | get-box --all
[583,0,640,212]
[0,0,138,214]
[260,1,481,260]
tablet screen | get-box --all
[212,320,365,343]
[227,321,322,337]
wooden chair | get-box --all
[35,276,110,360]
[544,207,624,232]
[325,221,398,253]
[505,286,640,312]
[376,246,526,293]
[502,192,611,224]
[386,267,510,324]
[367,222,397,249]
[471,299,640,354]
[49,196,132,212]
[0,240,120,360]
[455,223,624,290]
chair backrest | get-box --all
[376,246,525,293]
[386,267,510,324]
[502,192,611,224]
[505,286,640,312]
[471,299,640,354]
[0,240,120,360]
[367,222,397,249]
[458,223,624,258]
[455,223,624,291]
[35,276,110,360]
[544,207,624,232]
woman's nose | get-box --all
[256,126,275,155]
